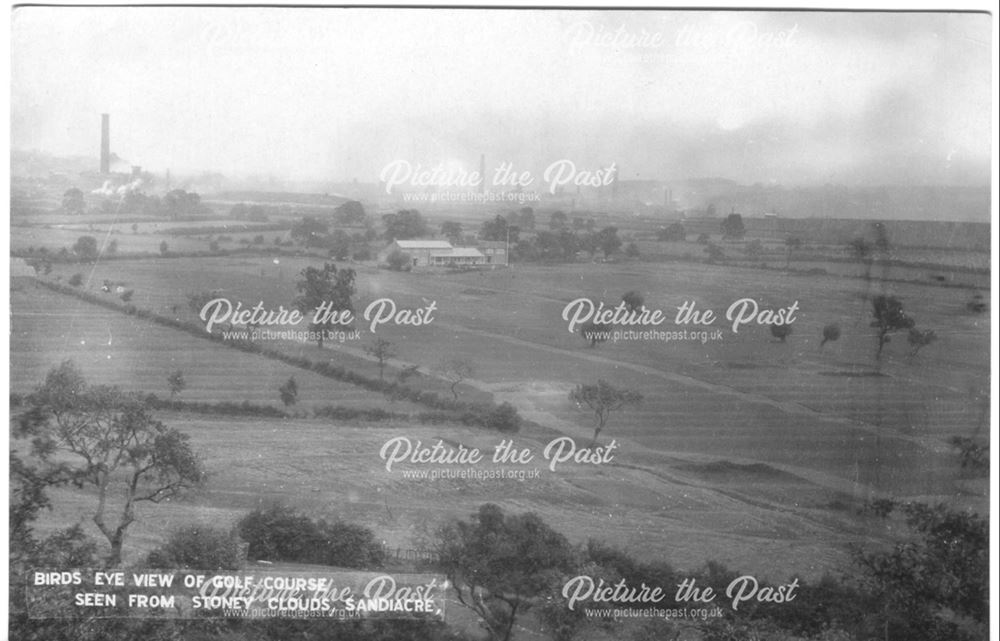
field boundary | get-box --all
[29,278,522,432]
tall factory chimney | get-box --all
[100,114,110,174]
[479,154,486,194]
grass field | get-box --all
[43,254,985,497]
[26,416,870,581]
[9,210,990,602]
[9,282,427,413]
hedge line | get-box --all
[14,245,317,264]
[33,278,521,432]
[144,395,288,418]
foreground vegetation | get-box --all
[9,360,988,641]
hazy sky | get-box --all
[10,8,992,185]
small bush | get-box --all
[484,402,521,433]
[238,505,385,568]
[146,525,245,571]
[68,273,83,287]
[386,249,412,271]
[657,222,685,242]
[771,324,793,342]
[279,376,298,406]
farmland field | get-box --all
[9,282,427,413]
[12,224,989,588]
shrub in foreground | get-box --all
[238,505,385,569]
[146,525,245,571]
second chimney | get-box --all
[100,114,110,174]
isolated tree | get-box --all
[770,324,793,342]
[621,290,644,312]
[385,249,412,271]
[159,240,169,255]
[435,359,474,400]
[966,293,987,314]
[785,236,802,268]
[871,295,915,359]
[20,361,204,566]
[437,504,576,641]
[73,235,99,261]
[440,221,463,242]
[569,380,642,444]
[907,328,937,358]
[334,200,366,226]
[278,376,298,407]
[721,213,745,239]
[382,209,428,241]
[162,189,204,220]
[484,402,521,433]
[657,222,685,242]
[480,214,519,244]
[820,323,841,350]
[290,216,329,247]
[365,338,397,381]
[293,262,356,348]
[167,370,186,398]
[595,226,622,258]
[68,273,84,287]
[62,187,85,215]
[950,437,988,473]
[579,320,612,348]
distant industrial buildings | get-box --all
[100,113,110,174]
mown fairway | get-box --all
[12,228,989,583]
[39,253,988,500]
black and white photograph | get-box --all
[6,4,995,641]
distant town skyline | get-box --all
[11,8,992,187]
